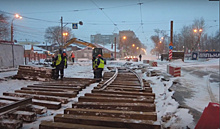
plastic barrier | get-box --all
[149,61,157,67]
[167,65,181,77]
[143,60,150,64]
[195,102,219,129]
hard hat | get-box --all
[98,54,102,57]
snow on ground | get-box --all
[0,56,219,129]
[140,55,219,128]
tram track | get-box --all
[0,66,159,129]
[39,67,159,129]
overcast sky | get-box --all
[0,0,219,49]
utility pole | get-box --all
[114,37,116,60]
[61,16,63,47]
[169,21,173,61]
[11,22,13,43]
[170,21,173,45]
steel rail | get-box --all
[0,97,32,116]
[128,68,145,91]
[99,67,118,90]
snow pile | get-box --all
[144,74,194,128]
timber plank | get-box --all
[0,119,23,129]
[78,96,154,103]
[14,90,77,98]
[32,99,61,109]
[34,83,87,89]
[64,108,157,121]
[21,87,79,93]
[39,121,123,129]
[27,85,82,91]
[0,95,61,109]
[7,111,37,122]
[92,89,155,97]
[24,105,47,114]
[84,93,154,99]
[72,102,155,112]
[54,114,160,129]
[3,92,69,104]
[101,87,152,92]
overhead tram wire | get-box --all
[20,3,137,14]
[90,0,120,31]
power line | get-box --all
[0,10,60,23]
[20,3,138,14]
[90,0,120,31]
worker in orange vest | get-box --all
[71,52,75,63]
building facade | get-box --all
[90,33,119,45]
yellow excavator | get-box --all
[63,38,111,59]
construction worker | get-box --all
[71,52,75,63]
[54,49,67,80]
[94,54,104,79]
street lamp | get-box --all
[11,13,22,68]
[121,36,127,57]
[193,28,203,51]
[63,32,68,36]
[11,13,22,42]
[63,32,68,43]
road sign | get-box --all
[169,46,173,50]
[169,42,173,46]
[72,23,78,29]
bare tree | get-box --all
[0,14,10,40]
[191,17,205,51]
[150,29,168,54]
[151,18,218,53]
[44,26,73,46]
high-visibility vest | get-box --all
[56,54,62,66]
[92,60,96,69]
[71,53,75,58]
[64,57,67,66]
[96,58,104,69]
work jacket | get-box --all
[95,57,104,69]
[71,53,75,58]
[55,54,67,68]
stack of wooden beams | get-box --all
[15,65,53,81]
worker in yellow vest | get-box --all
[54,49,67,80]
[94,54,104,79]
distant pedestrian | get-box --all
[54,49,67,80]
[71,52,75,63]
[139,54,142,61]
